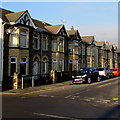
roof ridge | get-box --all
[5,10,27,15]
[0,8,14,13]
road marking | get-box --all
[97,83,112,88]
[65,89,90,99]
[33,112,81,120]
[112,98,119,101]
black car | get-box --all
[72,67,101,84]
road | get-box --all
[2,77,120,119]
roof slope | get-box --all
[5,10,26,22]
[116,47,120,53]
[32,19,51,30]
[96,42,105,47]
[67,26,77,35]
[0,8,14,22]
[45,24,63,34]
[106,45,113,51]
[81,36,94,44]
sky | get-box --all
[1,2,118,46]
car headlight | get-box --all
[72,76,75,78]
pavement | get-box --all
[1,80,72,95]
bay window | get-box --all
[52,39,57,52]
[10,30,18,47]
[59,38,64,52]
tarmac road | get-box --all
[2,77,120,119]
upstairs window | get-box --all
[42,35,48,51]
[10,29,18,47]
[52,39,57,52]
[33,33,39,50]
[20,29,28,48]
[82,44,85,55]
[74,42,78,54]
[87,47,90,55]
[59,38,64,52]
[69,42,73,53]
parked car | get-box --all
[96,67,113,79]
[110,68,120,76]
[72,67,101,84]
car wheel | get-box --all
[88,78,91,84]
[97,76,101,82]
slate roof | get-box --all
[81,36,94,44]
[96,42,105,47]
[0,8,14,22]
[45,24,63,34]
[67,26,77,35]
[106,45,113,51]
[32,19,51,32]
[113,44,117,50]
[5,10,27,22]
[116,47,120,53]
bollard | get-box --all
[32,76,34,87]
[13,72,18,89]
[22,77,24,89]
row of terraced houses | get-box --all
[0,8,120,82]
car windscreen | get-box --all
[96,68,104,71]
[79,68,89,73]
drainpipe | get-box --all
[0,18,5,82]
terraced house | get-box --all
[81,36,96,67]
[0,8,119,85]
[67,26,81,71]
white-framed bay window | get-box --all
[20,28,29,48]
[10,29,19,47]
[20,57,27,75]
[52,39,57,52]
[10,57,17,76]
[59,38,64,52]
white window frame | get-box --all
[52,58,58,70]
[59,38,64,52]
[69,59,73,63]
[10,29,19,47]
[52,39,57,52]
